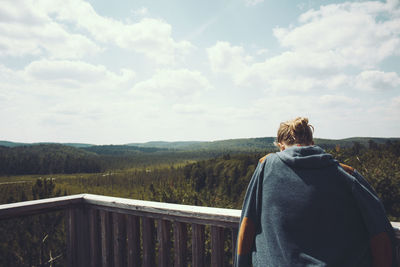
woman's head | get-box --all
[276,117,314,150]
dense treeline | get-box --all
[82,144,169,154]
[0,143,259,175]
[331,140,400,219]
[0,144,102,175]
[0,144,194,175]
[1,137,399,176]
[81,146,226,170]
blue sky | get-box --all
[0,0,399,144]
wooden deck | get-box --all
[0,194,399,267]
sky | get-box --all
[0,0,399,144]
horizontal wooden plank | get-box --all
[87,204,239,228]
[82,194,241,225]
[0,194,85,220]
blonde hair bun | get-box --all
[277,117,314,146]
[291,117,310,132]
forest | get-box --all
[0,138,399,266]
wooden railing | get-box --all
[0,194,241,267]
[0,194,399,267]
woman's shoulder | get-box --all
[258,153,275,164]
[338,162,355,175]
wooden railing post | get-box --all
[66,207,90,267]
[99,210,111,267]
[113,212,127,266]
[127,215,141,267]
[174,221,187,267]
[88,208,100,267]
[77,206,90,267]
[192,223,205,267]
[142,217,155,267]
[211,226,224,267]
[65,208,76,267]
[157,219,171,267]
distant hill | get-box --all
[128,137,400,151]
[0,141,30,147]
[1,137,399,152]
[83,144,168,155]
[0,141,93,148]
[127,137,276,151]
[1,137,399,175]
[127,141,203,149]
[314,137,400,149]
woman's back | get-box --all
[235,117,395,267]
[254,147,371,266]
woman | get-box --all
[235,117,396,267]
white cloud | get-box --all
[256,48,269,56]
[273,1,400,68]
[368,95,400,123]
[0,0,101,59]
[354,70,400,91]
[24,60,135,86]
[0,60,136,115]
[207,41,251,73]
[0,60,140,143]
[251,94,368,137]
[0,0,194,64]
[207,42,355,91]
[389,96,400,114]
[207,41,252,84]
[319,94,359,106]
[115,18,194,65]
[208,1,400,96]
[38,0,194,65]
[132,69,211,98]
[172,104,206,115]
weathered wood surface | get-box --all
[192,223,205,267]
[211,226,225,267]
[99,210,111,267]
[113,212,126,267]
[88,208,100,267]
[174,221,188,267]
[66,207,91,267]
[0,194,85,220]
[83,194,241,227]
[65,208,76,267]
[126,215,141,267]
[157,219,171,267]
[76,207,90,267]
[142,217,155,267]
